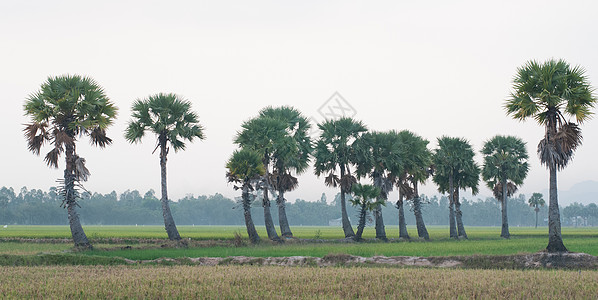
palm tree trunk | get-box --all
[449,175,458,238]
[546,166,567,252]
[397,192,410,240]
[355,204,367,241]
[262,164,280,242]
[277,190,293,238]
[159,139,181,241]
[373,175,387,241]
[535,207,539,228]
[64,142,91,249]
[242,185,260,244]
[500,178,510,238]
[339,166,355,238]
[454,189,467,239]
[412,181,429,240]
[262,188,280,241]
[374,203,387,241]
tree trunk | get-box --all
[454,189,467,239]
[159,137,181,241]
[412,181,429,240]
[535,207,539,228]
[397,191,410,240]
[277,190,293,238]
[242,185,260,244]
[500,178,510,239]
[262,164,280,242]
[262,188,280,242]
[448,174,458,238]
[373,174,387,241]
[64,141,91,249]
[546,166,567,252]
[374,203,387,241]
[355,204,367,241]
[339,166,355,238]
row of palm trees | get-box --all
[24,59,595,253]
[227,113,530,243]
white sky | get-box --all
[2,0,597,203]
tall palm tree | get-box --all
[356,131,403,241]
[433,136,479,239]
[226,148,265,244]
[396,130,432,240]
[314,117,368,238]
[505,59,595,251]
[481,135,529,238]
[24,74,117,249]
[434,165,480,239]
[349,183,382,241]
[528,192,546,228]
[259,106,312,238]
[125,93,205,241]
[235,116,287,242]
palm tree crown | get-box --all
[125,93,205,150]
[259,106,312,172]
[226,149,265,187]
[355,130,403,199]
[481,135,529,195]
[314,117,368,191]
[432,136,479,190]
[506,59,595,170]
[396,130,432,195]
[24,74,118,168]
[350,183,382,211]
[528,193,545,210]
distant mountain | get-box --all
[541,180,598,206]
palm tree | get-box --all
[355,131,403,241]
[314,117,368,238]
[528,193,546,228]
[235,116,287,242]
[433,136,479,239]
[433,165,480,239]
[396,130,432,240]
[24,74,117,249]
[505,59,595,251]
[349,183,382,241]
[226,149,265,244]
[481,135,529,238]
[125,93,205,241]
[259,106,312,238]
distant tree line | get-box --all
[562,202,598,227]
[7,186,596,228]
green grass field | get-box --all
[2,224,597,240]
[1,225,597,258]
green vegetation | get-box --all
[1,226,597,259]
[85,237,598,260]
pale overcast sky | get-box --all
[2,0,597,203]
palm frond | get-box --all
[23,122,49,155]
[89,127,113,147]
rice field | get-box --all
[1,225,597,298]
[1,224,597,240]
[1,265,596,299]
[1,225,597,258]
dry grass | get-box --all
[1,265,597,299]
